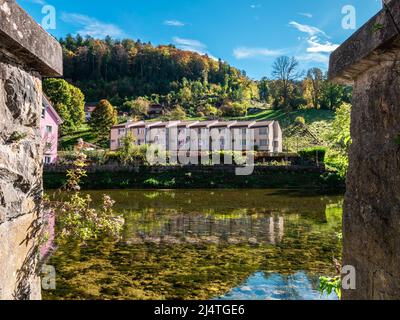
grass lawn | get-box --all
[60,124,99,150]
[232,108,335,128]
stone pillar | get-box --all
[0,0,62,300]
[329,1,400,299]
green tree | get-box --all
[118,132,137,165]
[43,78,86,133]
[69,85,86,125]
[198,104,219,118]
[168,106,187,120]
[122,97,150,118]
[320,81,352,110]
[325,103,352,177]
[90,99,118,146]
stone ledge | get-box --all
[329,0,400,84]
[0,0,62,77]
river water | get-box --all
[43,189,342,300]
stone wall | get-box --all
[0,0,62,300]
[329,0,400,299]
[343,59,400,299]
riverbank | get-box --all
[43,165,345,192]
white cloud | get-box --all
[173,37,206,50]
[233,47,283,59]
[298,12,313,18]
[297,53,330,64]
[29,0,46,5]
[289,21,327,37]
[250,4,262,9]
[61,13,125,38]
[306,36,339,53]
[164,20,185,27]
[289,20,338,67]
[172,37,217,60]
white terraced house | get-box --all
[110,120,283,153]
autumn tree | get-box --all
[122,97,150,118]
[272,56,302,110]
[167,106,187,120]
[90,99,118,146]
[306,68,324,108]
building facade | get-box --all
[111,120,283,153]
[41,96,62,164]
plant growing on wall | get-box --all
[44,146,124,244]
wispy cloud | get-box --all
[29,0,46,5]
[233,47,283,59]
[164,20,186,27]
[172,37,217,59]
[61,13,125,38]
[173,37,206,50]
[289,21,327,37]
[289,20,338,66]
[298,12,313,18]
[306,36,339,53]
[296,53,330,64]
[250,4,262,9]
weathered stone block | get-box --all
[0,0,62,300]
[330,0,400,299]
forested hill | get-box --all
[60,35,252,104]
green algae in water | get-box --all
[43,189,342,300]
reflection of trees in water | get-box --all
[124,210,289,245]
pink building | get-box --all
[41,95,63,164]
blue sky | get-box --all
[19,0,382,79]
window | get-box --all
[242,139,247,146]
[44,156,51,164]
[118,128,125,135]
[46,125,52,133]
[259,127,268,135]
[274,141,279,148]
[260,139,268,147]
[45,142,52,150]
[241,128,247,135]
[41,106,46,119]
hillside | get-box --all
[60,35,253,105]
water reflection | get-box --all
[44,189,343,300]
[125,213,286,246]
[217,272,337,300]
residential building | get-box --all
[84,103,97,121]
[110,120,283,153]
[41,95,63,164]
[148,104,164,118]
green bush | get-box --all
[298,147,326,164]
[105,151,120,164]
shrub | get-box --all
[298,147,326,164]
